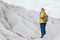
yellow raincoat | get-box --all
[39,11,46,23]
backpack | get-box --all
[43,14,48,22]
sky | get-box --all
[2,0,60,18]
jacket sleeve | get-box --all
[40,13,44,18]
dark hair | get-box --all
[41,8,45,11]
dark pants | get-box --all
[40,23,46,36]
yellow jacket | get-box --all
[39,11,46,23]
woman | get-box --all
[39,8,48,38]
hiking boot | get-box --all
[41,35,43,38]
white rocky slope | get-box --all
[0,0,60,40]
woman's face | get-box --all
[41,8,45,12]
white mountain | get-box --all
[0,0,60,40]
